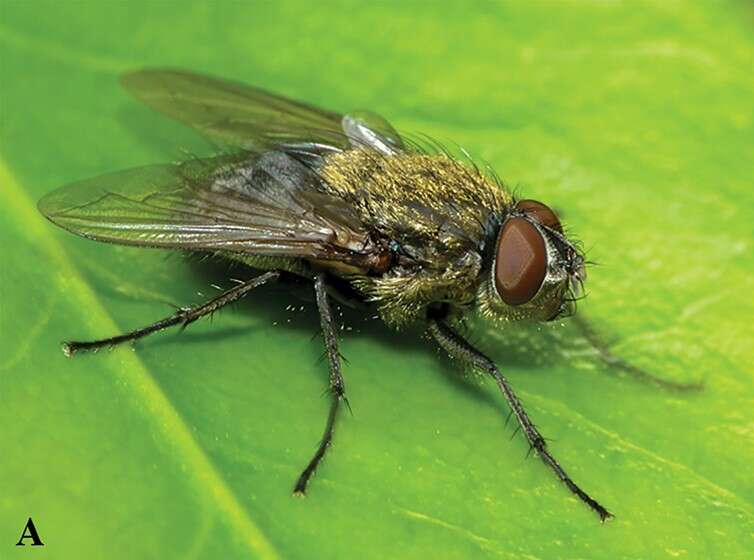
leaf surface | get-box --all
[1,2,753,558]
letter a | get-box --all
[16,517,44,546]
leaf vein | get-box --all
[0,157,280,560]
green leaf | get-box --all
[1,1,753,558]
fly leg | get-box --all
[62,271,280,356]
[293,273,348,495]
[427,319,613,522]
[571,315,702,391]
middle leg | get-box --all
[293,273,347,495]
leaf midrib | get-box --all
[0,156,280,560]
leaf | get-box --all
[1,1,753,558]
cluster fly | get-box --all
[38,69,698,521]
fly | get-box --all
[38,69,699,521]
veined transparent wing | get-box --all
[121,69,404,154]
[38,152,378,261]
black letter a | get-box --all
[16,517,44,546]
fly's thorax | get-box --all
[318,148,515,327]
[319,149,510,244]
[476,199,583,323]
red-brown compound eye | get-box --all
[494,217,547,306]
[515,199,562,232]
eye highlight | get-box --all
[494,217,547,306]
[515,199,562,232]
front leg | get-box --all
[427,319,613,522]
[293,273,348,495]
[571,314,702,391]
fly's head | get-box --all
[477,199,586,323]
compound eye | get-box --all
[515,199,562,232]
[495,218,547,306]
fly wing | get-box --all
[121,69,405,154]
[38,152,376,261]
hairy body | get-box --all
[228,149,510,326]
[319,150,507,325]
